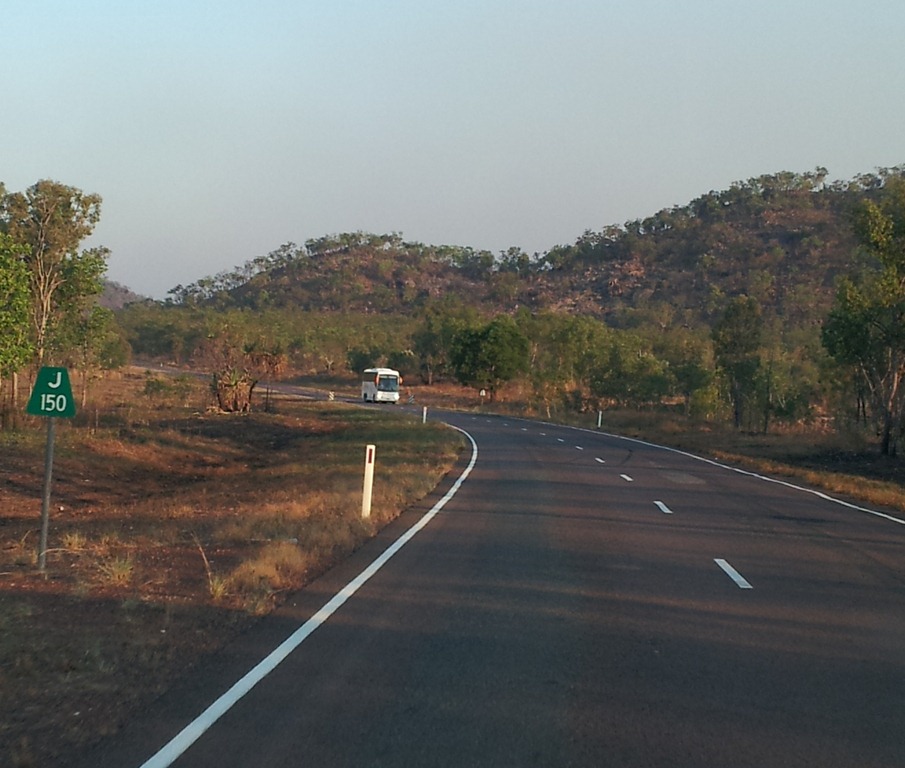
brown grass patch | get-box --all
[0,368,464,766]
[587,408,905,513]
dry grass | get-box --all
[576,408,905,513]
[0,368,465,766]
[96,555,135,587]
[709,450,905,511]
[228,542,311,613]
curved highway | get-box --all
[76,410,905,767]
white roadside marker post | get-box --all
[362,444,376,519]
[422,406,428,424]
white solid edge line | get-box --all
[139,426,479,768]
[714,558,754,589]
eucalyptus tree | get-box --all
[450,315,529,400]
[413,300,479,384]
[0,234,33,416]
[823,176,905,455]
[712,296,763,429]
[524,312,610,415]
[588,331,674,409]
[1,180,105,364]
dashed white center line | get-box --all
[714,559,753,589]
[654,501,673,514]
[557,438,565,443]
[620,474,633,482]
[575,445,584,451]
[595,458,606,464]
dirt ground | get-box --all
[0,372,463,767]
[1,438,256,766]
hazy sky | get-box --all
[4,1,903,298]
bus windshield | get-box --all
[377,376,399,392]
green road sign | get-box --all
[26,367,76,419]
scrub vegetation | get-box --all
[0,370,464,767]
[106,166,905,455]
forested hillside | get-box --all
[113,166,905,451]
[162,168,872,326]
[540,169,860,327]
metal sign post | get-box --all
[37,417,56,571]
[26,367,76,571]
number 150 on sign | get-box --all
[39,393,70,413]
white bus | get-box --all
[361,367,402,403]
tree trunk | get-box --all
[81,368,90,409]
[880,415,893,456]
[732,380,743,429]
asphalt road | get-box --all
[76,410,905,767]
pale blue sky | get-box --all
[4,1,903,298]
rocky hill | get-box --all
[164,167,902,331]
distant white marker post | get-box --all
[361,444,376,519]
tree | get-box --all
[0,234,33,376]
[642,324,715,416]
[712,296,763,429]
[526,313,610,415]
[1,180,104,364]
[347,347,378,375]
[195,326,288,413]
[197,332,259,413]
[386,349,418,381]
[60,305,129,407]
[0,234,33,426]
[822,176,905,455]
[245,337,288,412]
[497,246,533,277]
[450,315,529,399]
[51,243,110,364]
[588,332,673,408]
[413,300,478,384]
